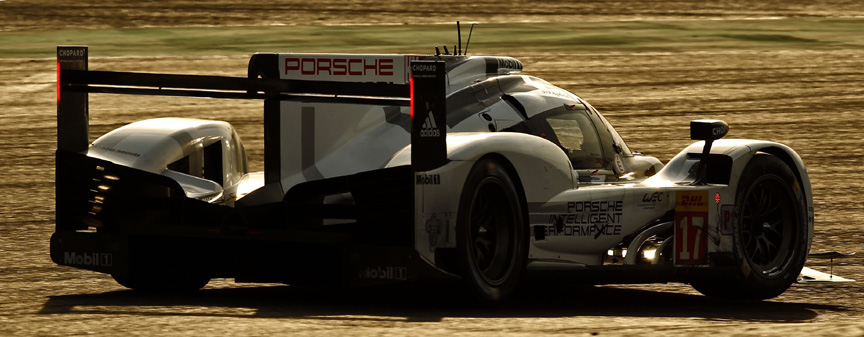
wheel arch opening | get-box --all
[754,147,809,202]
[474,153,530,231]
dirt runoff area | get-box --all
[2,1,864,336]
[2,0,864,32]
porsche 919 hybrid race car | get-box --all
[52,32,851,301]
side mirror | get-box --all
[690,119,729,141]
[689,120,729,185]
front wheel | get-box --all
[455,157,527,302]
[692,153,808,300]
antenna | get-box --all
[435,46,441,56]
[464,22,478,55]
[457,21,462,55]
[443,45,449,55]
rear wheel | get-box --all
[692,154,808,300]
[456,158,527,302]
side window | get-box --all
[546,112,604,169]
[166,141,224,186]
[202,141,223,185]
[167,155,191,175]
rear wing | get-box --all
[56,46,448,181]
[57,46,450,233]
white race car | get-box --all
[53,35,842,301]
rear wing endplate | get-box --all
[409,60,447,171]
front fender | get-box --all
[649,140,806,185]
[646,139,814,245]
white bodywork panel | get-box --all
[278,101,411,192]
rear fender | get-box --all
[388,132,575,264]
[390,132,575,204]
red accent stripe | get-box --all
[56,61,61,103]
[409,77,414,120]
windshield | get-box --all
[589,105,633,157]
[546,112,605,169]
[505,108,605,170]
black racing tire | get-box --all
[455,157,528,302]
[692,153,808,300]
[112,273,211,293]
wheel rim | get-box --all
[468,177,515,286]
[739,174,797,277]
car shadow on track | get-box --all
[39,280,848,323]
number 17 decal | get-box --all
[674,191,709,265]
[675,212,708,264]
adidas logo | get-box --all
[419,113,442,137]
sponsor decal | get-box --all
[425,213,445,252]
[578,171,606,184]
[564,103,581,111]
[410,60,446,171]
[676,191,708,211]
[285,57,393,76]
[549,212,622,226]
[674,191,709,265]
[636,191,668,210]
[720,204,735,236]
[545,201,623,239]
[57,46,88,69]
[567,201,623,213]
[495,57,523,73]
[712,124,729,136]
[358,266,408,281]
[280,54,411,83]
[419,112,441,138]
[92,144,141,158]
[411,63,439,73]
[64,251,113,267]
[614,154,628,175]
[545,222,622,239]
[58,48,86,57]
[642,191,664,203]
[541,89,570,99]
[415,173,441,185]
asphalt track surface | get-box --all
[1,1,863,336]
